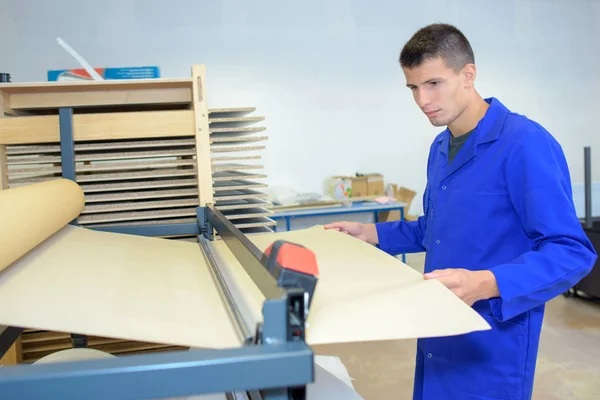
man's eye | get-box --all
[429,81,438,86]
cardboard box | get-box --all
[351,176,368,197]
[378,185,417,222]
[367,174,384,196]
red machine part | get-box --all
[264,241,319,277]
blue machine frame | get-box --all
[0,108,316,399]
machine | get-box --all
[0,203,320,400]
[566,146,600,300]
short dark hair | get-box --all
[399,23,475,72]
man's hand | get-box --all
[424,268,500,306]
[324,222,379,244]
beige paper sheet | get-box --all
[0,179,488,352]
[209,227,491,345]
[0,224,241,349]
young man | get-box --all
[325,23,597,399]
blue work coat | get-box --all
[376,97,597,400]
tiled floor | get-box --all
[312,253,600,399]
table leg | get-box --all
[400,207,406,263]
[286,217,291,231]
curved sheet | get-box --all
[209,226,491,345]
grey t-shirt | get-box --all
[449,129,475,164]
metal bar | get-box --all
[59,107,77,225]
[204,205,285,300]
[585,147,593,229]
[89,223,199,237]
[0,342,313,400]
[0,327,23,359]
[199,236,252,344]
[59,107,76,181]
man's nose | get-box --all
[415,89,431,109]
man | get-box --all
[325,23,597,400]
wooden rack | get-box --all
[0,64,274,364]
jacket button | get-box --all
[428,353,433,358]
[442,185,447,190]
[436,240,440,244]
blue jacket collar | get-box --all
[436,97,510,150]
[434,98,510,180]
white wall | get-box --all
[2,0,599,217]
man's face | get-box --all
[403,56,469,127]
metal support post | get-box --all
[258,292,310,400]
[59,107,76,183]
[584,147,593,229]
[59,107,87,346]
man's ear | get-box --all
[462,64,476,88]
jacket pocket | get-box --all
[450,313,527,399]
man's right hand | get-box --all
[324,221,379,245]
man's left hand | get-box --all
[423,268,500,306]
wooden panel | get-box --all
[86,188,198,203]
[208,116,264,127]
[78,207,197,224]
[73,110,194,142]
[208,104,273,232]
[212,171,267,181]
[208,107,255,117]
[0,78,192,94]
[10,88,192,110]
[1,91,14,115]
[209,135,268,144]
[221,207,273,220]
[0,338,21,365]
[212,163,263,172]
[0,115,59,144]
[0,110,194,144]
[213,179,267,192]
[79,178,198,193]
[210,145,265,153]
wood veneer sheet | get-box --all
[0,179,241,349]
[0,225,242,349]
[208,226,490,345]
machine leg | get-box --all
[71,334,88,348]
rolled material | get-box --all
[34,348,116,364]
[0,179,85,272]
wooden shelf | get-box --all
[0,64,274,364]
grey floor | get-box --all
[312,253,600,399]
